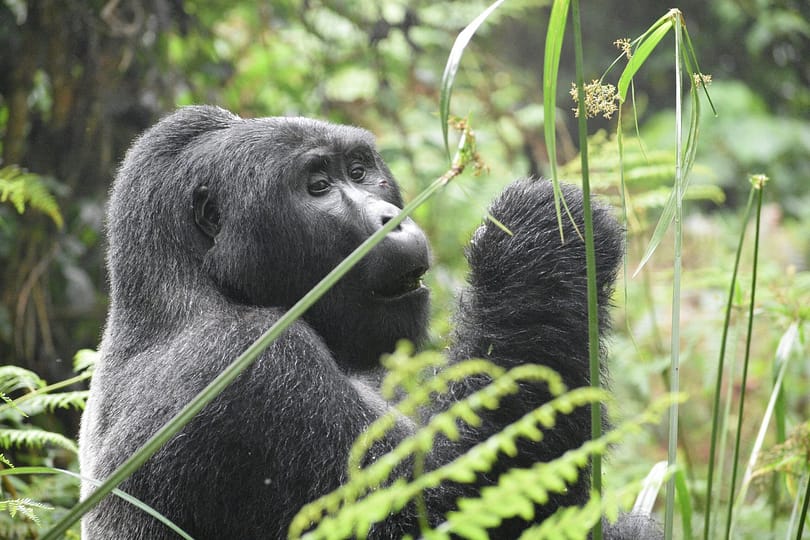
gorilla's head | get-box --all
[108,106,430,370]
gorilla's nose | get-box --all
[373,200,403,232]
[363,198,431,297]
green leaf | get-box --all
[543,0,570,238]
[73,348,99,373]
[617,15,673,103]
[0,166,64,228]
[632,172,690,276]
[674,467,694,540]
[18,391,89,415]
[448,518,489,540]
[0,427,78,453]
[0,365,44,394]
[439,0,506,157]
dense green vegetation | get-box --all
[0,1,808,538]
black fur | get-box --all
[79,105,660,539]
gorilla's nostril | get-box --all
[381,214,402,231]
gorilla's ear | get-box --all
[193,185,221,239]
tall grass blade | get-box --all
[439,0,505,157]
[664,11,684,540]
[724,179,766,540]
[702,187,756,540]
[633,13,711,277]
[796,471,810,540]
[570,1,601,538]
[543,0,570,239]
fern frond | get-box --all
[292,389,683,540]
[0,428,78,453]
[0,166,63,228]
[349,356,512,474]
[17,391,89,416]
[380,343,447,400]
[0,366,44,394]
[292,380,606,539]
[73,349,99,374]
[0,497,54,523]
[346,361,567,492]
[516,494,602,540]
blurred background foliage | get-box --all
[0,0,809,537]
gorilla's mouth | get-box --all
[371,266,428,299]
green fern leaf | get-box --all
[0,497,54,523]
[17,391,89,415]
[0,366,44,394]
[518,496,602,539]
[0,428,78,453]
[0,166,64,228]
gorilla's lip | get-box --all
[370,266,429,300]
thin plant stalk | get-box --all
[42,127,478,540]
[664,12,684,540]
[713,315,740,534]
[769,314,789,531]
[570,2,601,539]
[724,178,766,540]
[796,470,810,540]
[702,186,757,540]
[730,322,797,528]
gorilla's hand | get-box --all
[452,179,623,378]
[467,178,622,300]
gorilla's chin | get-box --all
[304,282,429,371]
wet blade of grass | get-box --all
[543,0,570,240]
[663,11,684,540]
[570,1,602,538]
[439,0,505,158]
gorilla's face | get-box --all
[196,117,430,369]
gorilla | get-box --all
[79,105,660,538]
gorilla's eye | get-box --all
[349,164,366,182]
[308,179,330,196]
